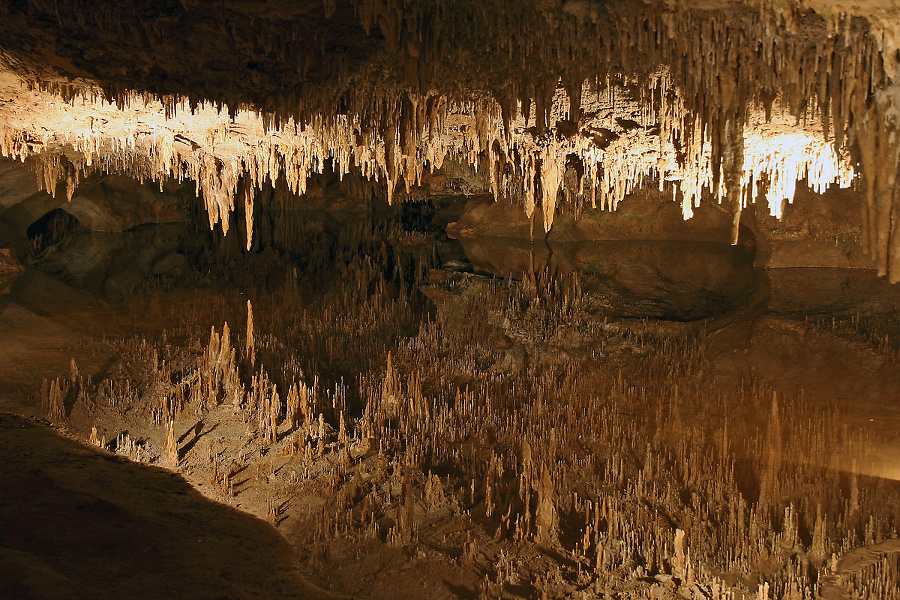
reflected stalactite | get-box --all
[26,224,900,597]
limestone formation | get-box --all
[3,3,900,599]
[0,1,897,277]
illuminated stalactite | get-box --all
[0,68,856,256]
[0,2,898,278]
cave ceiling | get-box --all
[1,0,899,278]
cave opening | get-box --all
[26,208,79,256]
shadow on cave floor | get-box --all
[0,412,336,600]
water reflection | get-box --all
[457,236,760,320]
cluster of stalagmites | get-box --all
[4,2,899,275]
[33,219,900,599]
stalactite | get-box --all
[1,2,899,278]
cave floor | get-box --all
[0,412,332,600]
[2,232,900,599]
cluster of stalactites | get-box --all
[0,76,463,251]
[0,68,857,254]
[2,5,899,278]
[451,76,854,236]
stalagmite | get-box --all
[46,378,64,422]
[287,384,300,430]
[246,300,256,369]
[810,505,826,562]
[535,462,557,546]
[89,426,101,447]
[164,420,178,466]
[673,528,687,579]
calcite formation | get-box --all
[30,221,900,599]
[0,0,897,278]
